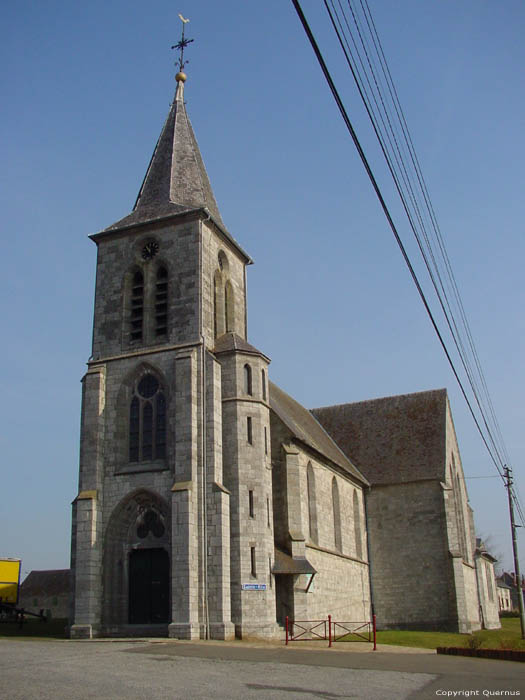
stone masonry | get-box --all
[70,68,498,640]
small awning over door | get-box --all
[272,548,316,575]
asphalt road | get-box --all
[1,639,523,700]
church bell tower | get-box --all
[70,26,277,639]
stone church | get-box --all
[69,68,498,639]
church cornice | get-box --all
[87,339,203,366]
[89,207,252,264]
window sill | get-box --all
[115,461,168,476]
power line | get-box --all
[290,0,506,483]
[323,0,509,481]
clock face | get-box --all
[142,241,159,260]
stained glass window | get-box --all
[129,373,166,463]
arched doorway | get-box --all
[129,548,169,624]
[102,490,170,632]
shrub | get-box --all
[499,637,518,650]
[467,635,483,650]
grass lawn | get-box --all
[0,618,68,640]
[373,618,525,651]
[2,617,522,650]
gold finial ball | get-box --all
[175,71,187,83]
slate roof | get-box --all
[270,381,368,485]
[102,80,224,232]
[20,569,71,597]
[312,389,448,486]
[213,332,270,360]
[496,578,513,590]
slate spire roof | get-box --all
[104,78,224,232]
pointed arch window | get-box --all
[261,369,267,401]
[244,364,252,395]
[213,274,218,339]
[307,463,318,544]
[129,373,166,462]
[213,270,225,339]
[130,270,144,342]
[455,473,468,560]
[155,266,168,337]
[332,477,342,552]
[225,281,234,333]
[450,456,468,561]
[353,490,363,560]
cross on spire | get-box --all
[171,13,194,73]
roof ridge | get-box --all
[312,387,448,412]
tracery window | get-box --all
[126,250,169,346]
[129,373,166,462]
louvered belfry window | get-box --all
[129,373,166,462]
[155,266,168,337]
[130,271,144,342]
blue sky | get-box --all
[2,0,524,578]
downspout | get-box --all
[201,333,209,638]
[199,214,210,639]
[363,486,376,623]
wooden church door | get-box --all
[128,548,169,624]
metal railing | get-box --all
[285,614,376,650]
[285,617,328,642]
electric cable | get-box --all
[327,0,507,476]
[289,0,505,481]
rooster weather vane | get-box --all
[172,13,194,73]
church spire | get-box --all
[103,19,224,232]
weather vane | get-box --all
[171,13,194,74]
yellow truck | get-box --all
[0,558,21,605]
[0,559,46,624]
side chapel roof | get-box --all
[312,389,448,486]
[269,381,368,485]
[214,332,270,361]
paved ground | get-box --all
[0,638,523,700]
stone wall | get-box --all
[366,480,455,630]
[91,218,201,360]
[18,593,69,619]
[443,398,481,632]
[304,547,370,623]
[269,417,370,627]
[201,221,247,349]
[218,346,276,638]
[476,557,500,629]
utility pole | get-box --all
[505,466,525,639]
